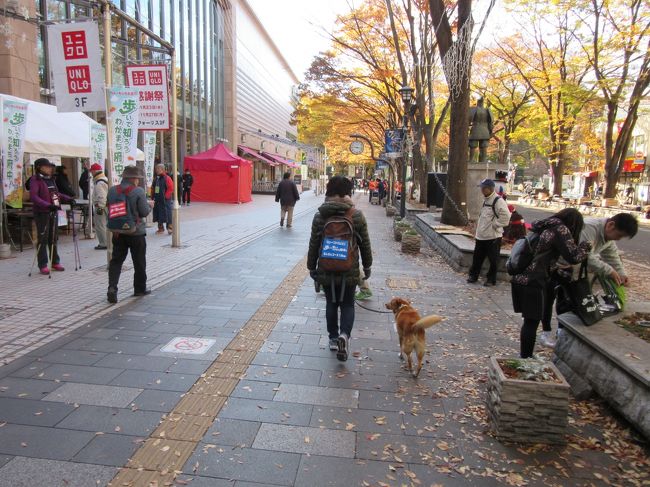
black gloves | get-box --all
[69,199,76,206]
[309,269,318,280]
[363,268,371,280]
[49,204,59,212]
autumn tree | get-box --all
[493,3,594,196]
[575,0,650,198]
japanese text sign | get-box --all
[143,131,156,186]
[125,65,170,130]
[1,99,28,209]
[90,123,107,171]
[108,88,140,185]
[47,22,104,112]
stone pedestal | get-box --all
[487,357,570,444]
[466,164,508,220]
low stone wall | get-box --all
[518,199,647,222]
[414,213,510,281]
[554,304,650,440]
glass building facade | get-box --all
[35,0,228,163]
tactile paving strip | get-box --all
[109,257,308,486]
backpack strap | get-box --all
[491,197,499,219]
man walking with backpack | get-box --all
[307,176,373,361]
[106,166,151,304]
[467,179,511,286]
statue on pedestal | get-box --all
[468,97,493,163]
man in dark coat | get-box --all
[275,172,300,227]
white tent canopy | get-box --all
[0,94,144,160]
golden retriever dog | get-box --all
[385,297,443,377]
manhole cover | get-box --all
[0,307,25,320]
[386,278,419,289]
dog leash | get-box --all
[354,300,394,314]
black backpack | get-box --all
[506,232,540,275]
[107,185,138,234]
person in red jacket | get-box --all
[151,164,174,234]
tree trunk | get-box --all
[442,89,470,225]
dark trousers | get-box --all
[468,238,501,283]
[520,317,540,358]
[108,234,147,293]
[182,188,191,204]
[323,282,356,339]
[34,211,60,268]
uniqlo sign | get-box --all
[125,64,170,130]
[47,22,104,112]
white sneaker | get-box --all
[539,331,557,348]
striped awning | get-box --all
[238,145,278,166]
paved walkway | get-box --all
[0,193,647,486]
[0,193,322,366]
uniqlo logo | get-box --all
[131,71,147,85]
[66,65,91,93]
[148,70,163,85]
[61,31,87,60]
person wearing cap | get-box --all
[467,178,511,286]
[90,163,109,250]
[106,166,152,304]
[502,204,527,244]
[30,158,75,275]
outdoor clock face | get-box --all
[350,140,364,155]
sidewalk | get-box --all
[0,193,647,486]
[0,192,322,366]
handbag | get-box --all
[556,262,602,326]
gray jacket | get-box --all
[475,192,511,240]
[580,218,626,278]
[107,181,150,236]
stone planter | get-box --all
[401,231,421,254]
[385,205,397,217]
[0,243,11,259]
[394,222,411,242]
[486,356,570,444]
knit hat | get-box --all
[121,166,144,179]
[34,158,55,169]
[90,163,103,172]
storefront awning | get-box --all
[262,152,299,169]
[238,145,278,166]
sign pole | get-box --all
[103,2,114,267]
[171,50,180,247]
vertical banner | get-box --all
[47,21,105,112]
[107,88,140,185]
[143,130,156,187]
[90,123,107,170]
[125,65,170,130]
[2,99,28,209]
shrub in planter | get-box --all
[394,222,411,242]
[386,205,397,217]
[401,229,421,254]
[486,357,570,444]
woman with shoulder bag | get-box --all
[511,208,591,358]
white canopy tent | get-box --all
[0,94,144,160]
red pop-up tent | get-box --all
[184,143,252,203]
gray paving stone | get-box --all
[234,482,285,487]
[231,380,280,401]
[81,328,120,339]
[37,349,108,366]
[204,418,260,447]
[259,341,282,353]
[173,476,234,487]
[0,424,95,460]
[244,365,321,386]
[358,390,445,412]
[253,423,355,458]
[0,377,61,399]
[288,355,354,372]
[0,457,116,487]
[36,364,124,385]
[130,389,182,412]
[62,337,158,355]
[165,359,213,374]
[219,397,312,426]
[0,397,75,427]
[0,455,12,469]
[294,455,416,486]
[309,406,405,435]
[8,361,50,379]
[184,447,300,486]
[42,383,143,407]
[93,353,177,371]
[147,336,229,362]
[56,405,162,436]
[356,431,460,464]
[278,342,302,354]
[274,384,358,408]
[267,331,301,343]
[72,433,142,466]
[318,370,401,392]
[251,352,291,367]
[109,369,199,391]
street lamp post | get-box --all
[398,85,414,219]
